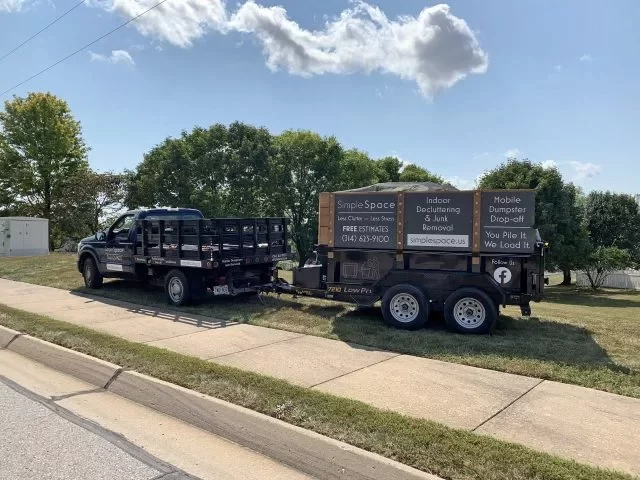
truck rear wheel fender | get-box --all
[381,284,429,330]
[444,287,497,334]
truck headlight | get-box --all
[77,242,82,253]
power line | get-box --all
[0,0,170,98]
[0,0,87,63]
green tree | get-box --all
[374,156,403,183]
[399,164,444,183]
[72,170,128,233]
[577,246,632,289]
[583,191,640,264]
[222,122,272,216]
[0,92,89,249]
[339,149,378,190]
[127,122,273,218]
[478,159,589,284]
[268,130,343,265]
[188,124,229,217]
[126,134,199,210]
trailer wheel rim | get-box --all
[453,297,486,328]
[168,277,184,303]
[390,293,419,323]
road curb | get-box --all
[0,325,21,349]
[6,330,439,480]
[110,370,438,480]
[7,334,121,388]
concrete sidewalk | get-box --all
[0,278,639,476]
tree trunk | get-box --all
[560,269,572,285]
[296,238,306,268]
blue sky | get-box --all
[0,0,638,194]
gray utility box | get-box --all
[0,217,49,257]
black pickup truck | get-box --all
[77,208,291,305]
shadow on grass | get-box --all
[70,280,623,374]
[544,286,640,308]
[330,308,627,373]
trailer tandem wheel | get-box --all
[444,287,497,334]
[381,284,429,330]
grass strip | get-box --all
[0,304,632,480]
[1,254,639,399]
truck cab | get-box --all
[77,208,204,283]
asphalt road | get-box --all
[0,380,189,480]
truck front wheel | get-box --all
[82,257,103,289]
[381,284,429,330]
[444,288,497,334]
[165,269,191,306]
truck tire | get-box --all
[165,269,191,306]
[82,257,103,289]
[444,288,497,334]
[381,284,429,330]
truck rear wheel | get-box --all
[444,288,497,334]
[381,284,429,330]
[82,257,103,289]
[165,269,191,306]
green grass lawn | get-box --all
[0,304,632,480]
[1,253,639,398]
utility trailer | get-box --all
[77,208,291,306]
[279,183,546,333]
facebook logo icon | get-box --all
[493,267,512,285]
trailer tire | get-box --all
[381,284,429,330]
[444,288,497,334]
[82,257,103,289]
[165,269,191,306]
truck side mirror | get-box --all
[95,231,106,241]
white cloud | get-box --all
[89,49,135,66]
[103,0,229,48]
[0,0,28,12]
[98,1,487,98]
[504,148,521,158]
[579,54,592,62]
[230,2,488,98]
[569,161,601,180]
[446,176,476,190]
[553,64,562,72]
[541,159,601,181]
[541,159,558,170]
